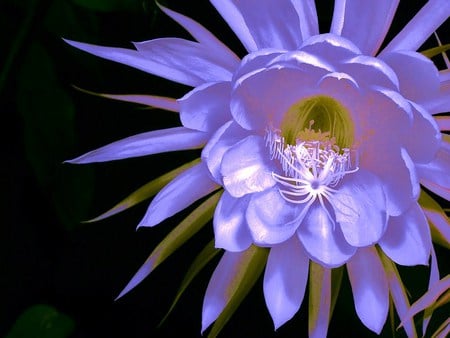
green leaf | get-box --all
[86,158,200,222]
[116,190,222,299]
[308,262,331,338]
[159,239,221,326]
[207,246,268,338]
[421,44,450,59]
[6,304,74,338]
[72,0,144,12]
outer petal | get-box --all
[379,202,431,266]
[94,93,179,112]
[380,51,440,102]
[382,0,450,53]
[64,38,232,87]
[137,163,219,227]
[297,203,356,268]
[417,140,450,189]
[290,0,319,41]
[332,169,387,247]
[263,237,309,329]
[202,121,250,183]
[347,247,389,334]
[331,0,399,55]
[221,135,276,197]
[213,191,252,252]
[179,81,232,132]
[246,188,302,245]
[66,127,208,163]
[212,0,309,51]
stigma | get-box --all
[265,128,358,207]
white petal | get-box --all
[246,188,301,245]
[347,247,389,334]
[379,202,431,266]
[297,203,356,268]
[179,81,232,132]
[263,237,309,329]
[213,191,252,252]
[138,163,218,227]
[158,3,239,69]
[382,0,450,53]
[66,127,208,163]
[332,169,387,247]
[221,135,276,197]
[331,0,399,55]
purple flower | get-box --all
[66,1,450,337]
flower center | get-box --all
[266,95,358,210]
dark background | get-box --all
[1,0,448,337]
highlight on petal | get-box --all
[332,169,387,247]
[347,247,389,334]
[116,191,221,299]
[330,0,399,55]
[379,202,431,266]
[66,127,208,163]
[382,0,450,53]
[297,203,356,268]
[179,81,232,132]
[221,135,276,197]
[263,237,309,329]
[138,162,219,227]
[213,191,252,252]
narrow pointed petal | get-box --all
[221,135,276,197]
[380,51,440,102]
[297,203,356,268]
[424,209,450,249]
[158,3,239,69]
[179,81,232,132]
[379,202,431,266]
[332,169,387,247]
[66,127,207,163]
[214,191,252,252]
[308,263,332,338]
[420,79,450,115]
[290,0,319,41]
[347,247,389,334]
[417,141,450,189]
[246,188,301,245]
[138,163,219,227]
[382,0,450,53]
[331,0,399,55]
[263,237,309,329]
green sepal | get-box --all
[116,190,222,299]
[308,261,331,338]
[418,189,450,250]
[330,266,344,318]
[207,246,269,338]
[86,158,200,222]
[159,239,221,326]
[421,44,450,59]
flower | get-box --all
[66,1,450,337]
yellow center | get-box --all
[279,95,354,150]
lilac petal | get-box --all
[347,247,389,334]
[340,55,399,90]
[246,188,301,245]
[202,121,250,183]
[179,81,232,132]
[263,237,309,329]
[66,127,208,163]
[417,141,450,189]
[380,51,440,102]
[221,135,276,197]
[158,3,239,69]
[213,191,252,252]
[382,0,450,53]
[403,103,440,164]
[332,169,387,247]
[212,0,309,51]
[138,162,219,227]
[435,116,450,131]
[422,179,450,201]
[379,202,431,266]
[291,0,319,41]
[423,209,450,247]
[233,49,287,82]
[331,0,399,55]
[420,79,450,115]
[297,203,356,268]
[65,39,232,87]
